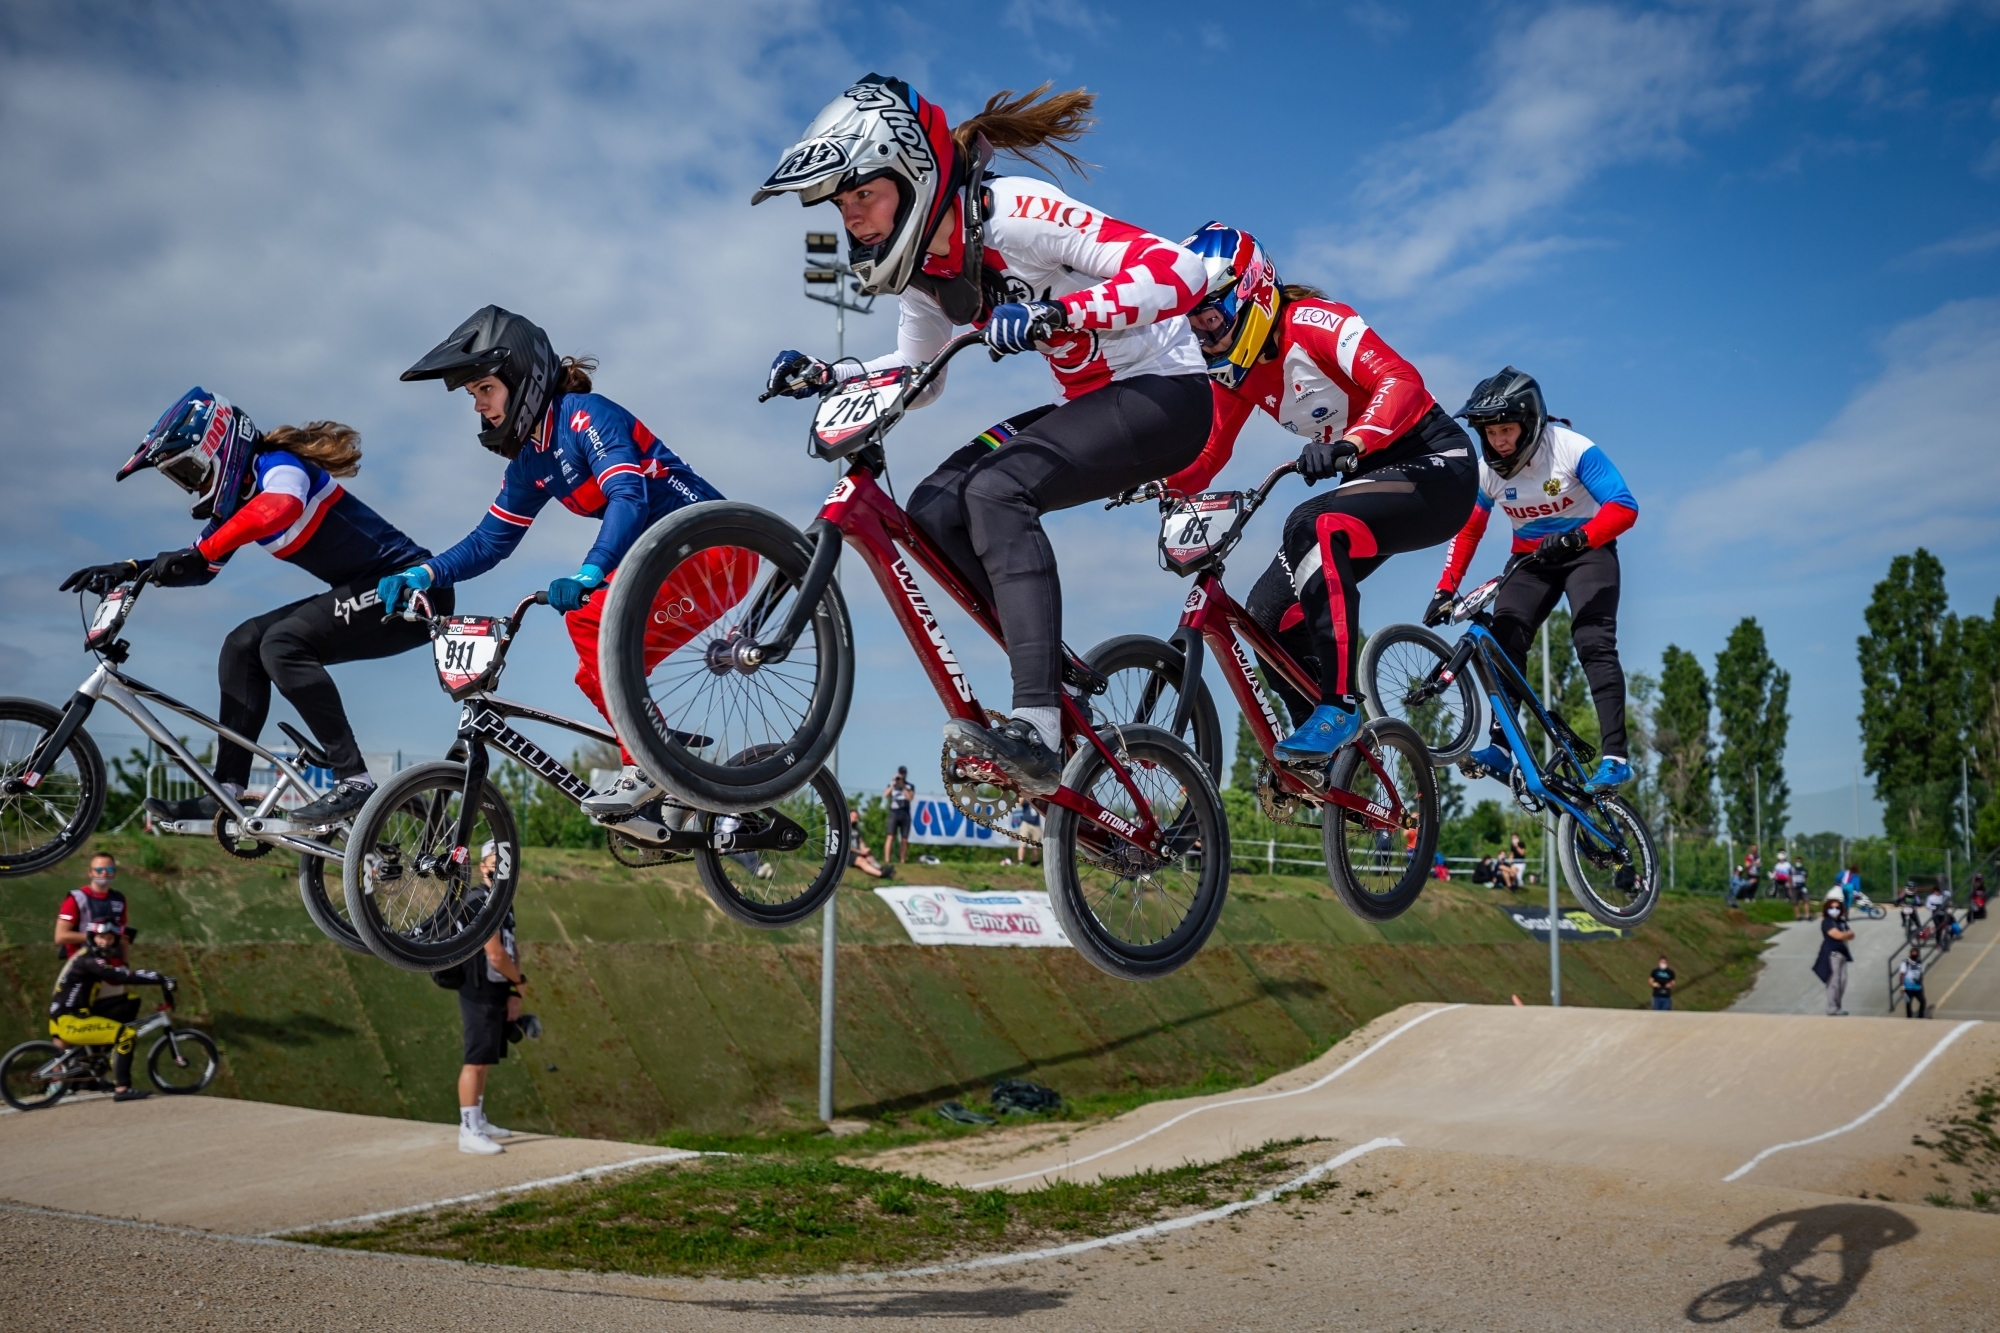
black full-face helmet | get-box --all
[401,306,560,459]
[1457,366,1548,480]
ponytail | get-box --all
[953,83,1096,178]
[261,422,362,477]
[557,355,598,396]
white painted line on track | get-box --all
[262,1149,709,1236]
[973,1003,1462,1187]
[1723,1020,1980,1182]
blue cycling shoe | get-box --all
[1273,703,1362,764]
[1583,756,1632,794]
[1465,744,1514,779]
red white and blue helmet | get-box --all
[752,74,965,298]
[117,388,261,523]
[1182,222,1280,390]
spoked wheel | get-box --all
[0,1040,71,1111]
[342,761,521,972]
[600,503,853,815]
[1044,724,1230,981]
[147,1029,220,1094]
[695,760,849,929]
[298,827,367,953]
[1081,635,1223,782]
[1357,626,1482,766]
[1559,795,1661,927]
[1321,719,1440,922]
[0,698,106,879]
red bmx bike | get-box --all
[596,331,1229,979]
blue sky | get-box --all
[3,0,1997,833]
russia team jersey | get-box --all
[865,176,1207,401]
[1437,423,1638,589]
[426,392,721,588]
[193,451,428,588]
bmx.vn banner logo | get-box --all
[873,887,1072,948]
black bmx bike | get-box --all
[1,998,219,1110]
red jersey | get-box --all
[56,884,130,959]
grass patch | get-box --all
[308,1138,1335,1278]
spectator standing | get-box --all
[55,853,132,961]
[1014,801,1043,867]
[882,767,914,864]
[1771,851,1792,906]
[1899,949,1927,1019]
[1790,858,1811,920]
[1899,887,1923,944]
[1648,956,1676,1011]
[1742,845,1763,900]
[456,846,533,1155]
[1926,886,1953,953]
[1813,889,1854,1016]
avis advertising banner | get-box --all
[873,886,1072,948]
[1496,903,1632,940]
[908,794,1039,847]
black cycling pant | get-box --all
[89,994,140,1084]
[1244,407,1476,713]
[1490,542,1627,759]
[215,577,452,786]
[908,373,1210,709]
[1905,988,1927,1018]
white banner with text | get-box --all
[872,886,1072,948]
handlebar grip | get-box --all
[534,590,551,605]
[757,387,780,403]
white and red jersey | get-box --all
[1166,299,1436,494]
[1435,423,1639,591]
[864,176,1206,401]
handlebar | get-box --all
[760,329,994,409]
[385,587,560,634]
[1106,461,1301,514]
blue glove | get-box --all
[767,351,833,399]
[547,564,604,614]
[376,565,432,614]
[983,300,1066,355]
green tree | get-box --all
[1858,549,1965,843]
[1961,598,2000,852]
[1230,711,1258,792]
[1714,618,1791,845]
[1656,645,1717,837]
[1625,669,1662,828]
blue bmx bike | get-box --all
[1358,568,1661,927]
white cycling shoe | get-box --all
[582,764,662,818]
[458,1125,504,1155]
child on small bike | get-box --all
[48,920,176,1101]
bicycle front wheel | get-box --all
[342,761,521,972]
[0,1040,69,1111]
[600,502,853,815]
[147,1028,220,1095]
[695,762,849,928]
[1044,724,1230,981]
[1357,626,1482,766]
[1082,635,1223,782]
[1321,719,1439,922]
[299,830,367,953]
[1557,795,1660,928]
[0,698,107,878]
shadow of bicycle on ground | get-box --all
[1687,1203,1917,1327]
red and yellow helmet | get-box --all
[1182,222,1279,390]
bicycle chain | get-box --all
[212,812,274,861]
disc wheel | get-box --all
[147,1028,220,1094]
[600,503,853,815]
[695,762,849,929]
[342,761,521,973]
[1044,725,1230,981]
[0,1040,70,1111]
[1081,635,1223,782]
[0,698,106,879]
[1321,719,1439,922]
[1357,625,1482,766]
[299,827,367,954]
[1558,794,1661,927]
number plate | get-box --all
[1158,493,1248,575]
[85,585,135,650]
[432,616,505,699]
[810,369,907,459]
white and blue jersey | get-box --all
[1439,423,1637,588]
[192,451,429,588]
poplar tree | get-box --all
[1715,618,1791,844]
[1656,645,1717,836]
[1859,549,1964,843]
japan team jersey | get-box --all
[865,176,1207,401]
[192,451,428,588]
[426,392,721,588]
[1437,423,1638,590]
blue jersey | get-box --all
[192,450,429,588]
[426,393,721,588]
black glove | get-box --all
[1104,481,1164,510]
[766,351,834,399]
[1423,588,1456,628]
[1532,529,1589,563]
[59,560,143,595]
[1297,438,1360,484]
[149,547,210,587]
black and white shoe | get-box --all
[943,718,1062,796]
[291,778,375,828]
[145,794,218,823]
[582,764,663,819]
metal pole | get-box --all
[1963,754,1974,863]
[819,892,836,1122]
[1890,846,1897,896]
[1753,762,1762,856]
[1669,820,1676,891]
[1543,627,1559,1006]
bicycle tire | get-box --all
[1081,634,1224,782]
[1321,719,1440,922]
[342,761,521,972]
[1044,724,1230,981]
[0,1040,70,1111]
[600,502,853,814]
[298,832,367,954]
[1557,794,1661,927]
[147,1028,219,1095]
[0,697,107,879]
[695,761,849,928]
[1356,625,1483,766]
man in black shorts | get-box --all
[456,846,536,1154]
[883,766,915,865]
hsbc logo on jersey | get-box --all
[1007,196,1097,231]
[570,410,592,433]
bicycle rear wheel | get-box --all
[299,830,367,953]
[1044,725,1229,981]
[0,1040,69,1111]
[147,1028,220,1094]
[695,762,849,928]
[1357,626,1482,766]
[600,503,853,814]
[0,698,107,879]
[1557,795,1660,927]
[1082,635,1223,782]
[1321,719,1439,922]
[342,761,520,972]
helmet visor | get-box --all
[154,444,213,495]
[1189,301,1234,358]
